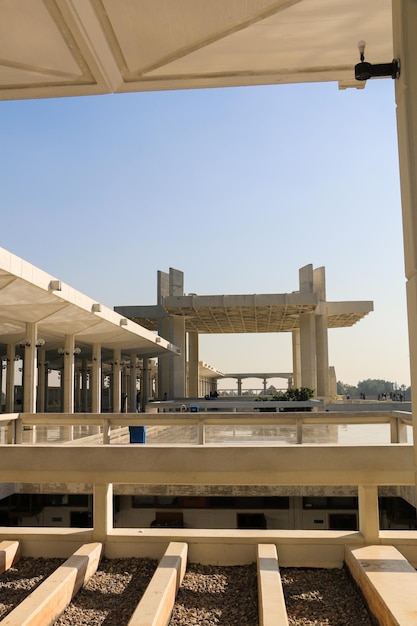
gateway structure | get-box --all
[116,264,373,399]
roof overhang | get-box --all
[117,293,373,334]
[0,0,393,101]
[0,247,179,359]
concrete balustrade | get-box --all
[2,410,412,446]
[0,541,20,574]
[257,544,289,626]
[345,545,417,626]
[0,542,102,626]
[127,541,187,626]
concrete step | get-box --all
[0,542,102,626]
[127,541,188,626]
[257,544,289,626]
[345,544,417,626]
[0,541,20,575]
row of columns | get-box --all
[0,325,155,414]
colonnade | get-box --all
[0,327,156,414]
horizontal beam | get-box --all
[0,444,413,486]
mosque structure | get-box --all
[116,264,373,400]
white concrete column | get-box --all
[23,322,37,413]
[5,344,15,413]
[37,346,46,412]
[315,312,330,397]
[112,349,121,412]
[314,267,330,398]
[91,344,102,414]
[299,313,317,392]
[129,352,137,413]
[393,0,417,466]
[62,335,75,414]
[93,483,113,543]
[292,329,301,388]
[141,357,149,411]
[188,332,199,398]
[81,358,88,412]
[358,485,379,543]
[328,366,337,397]
[170,316,186,399]
[75,368,81,413]
[158,317,170,400]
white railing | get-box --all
[1,409,412,446]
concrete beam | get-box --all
[0,542,102,626]
[127,542,188,626]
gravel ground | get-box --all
[0,558,375,625]
[169,562,259,626]
[53,557,157,625]
[281,567,374,626]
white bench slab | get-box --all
[345,544,417,626]
[0,542,102,626]
[257,544,289,626]
[0,541,20,574]
[127,541,188,626]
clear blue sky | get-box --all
[0,78,409,389]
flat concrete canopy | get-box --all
[0,0,392,101]
[0,247,177,360]
[117,294,373,334]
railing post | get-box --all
[358,485,379,543]
[390,418,399,443]
[93,483,113,544]
[102,419,110,444]
[296,417,303,444]
[198,417,205,445]
[15,416,23,445]
[7,419,15,444]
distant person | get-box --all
[163,392,168,401]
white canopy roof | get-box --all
[0,247,178,359]
[0,0,392,101]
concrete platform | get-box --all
[345,544,417,626]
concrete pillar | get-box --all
[170,316,185,399]
[393,0,417,469]
[141,357,149,411]
[75,368,81,412]
[358,485,379,543]
[62,335,75,414]
[299,313,317,392]
[129,352,137,412]
[314,267,330,398]
[188,332,199,398]
[112,349,121,412]
[37,346,46,412]
[329,366,337,397]
[5,344,15,413]
[237,377,242,396]
[81,358,88,412]
[93,483,113,544]
[23,322,37,413]
[292,329,301,388]
[263,378,267,393]
[91,344,101,414]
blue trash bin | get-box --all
[129,426,146,443]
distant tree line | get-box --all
[337,379,410,400]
